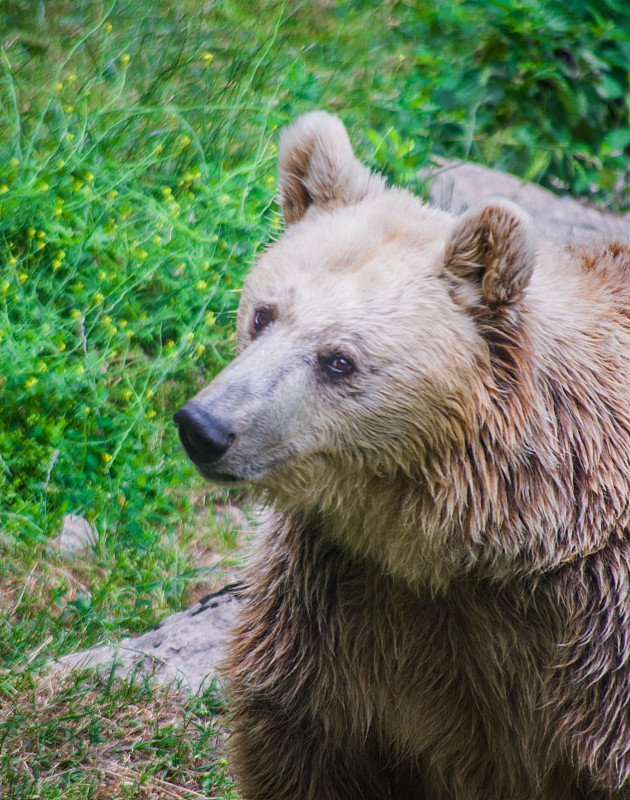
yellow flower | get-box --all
[64,105,74,113]
[205,311,215,326]
[82,405,91,415]
[103,315,112,324]
[0,185,8,194]
[120,53,130,64]
[125,329,133,338]
[194,343,206,357]
[72,179,83,191]
[98,270,107,280]
[76,364,85,374]
[108,325,117,335]
[102,453,113,464]
[70,309,82,319]
[67,132,75,141]
[155,143,163,154]
[8,256,16,266]
[165,339,174,349]
[119,319,127,328]
[121,389,133,401]
[9,158,19,168]
[56,159,65,168]
[202,261,210,271]
[202,51,213,62]
[56,81,64,91]
[59,342,66,351]
[146,388,154,399]
[152,235,161,245]
[67,73,77,83]
[107,189,118,200]
[146,409,156,419]
[186,331,194,341]
[38,362,48,373]
[37,241,45,250]
[24,377,38,389]
[37,229,46,238]
[18,272,28,283]
[27,227,36,237]
[1,280,10,293]
[85,171,94,182]
[52,259,62,270]
[93,291,104,304]
[73,281,84,291]
[104,22,112,33]
[57,250,66,260]
[137,248,148,259]
[54,207,63,217]
[195,280,207,290]
[211,234,219,242]
[162,186,172,197]
[180,134,191,146]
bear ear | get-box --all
[277,111,381,224]
[444,200,535,309]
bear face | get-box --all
[175,113,538,534]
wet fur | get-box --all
[215,113,630,799]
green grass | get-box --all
[1,0,629,797]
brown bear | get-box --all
[174,111,630,800]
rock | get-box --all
[423,158,630,240]
[50,514,97,557]
[55,584,244,694]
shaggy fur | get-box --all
[175,111,630,799]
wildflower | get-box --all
[82,406,91,415]
[18,272,28,283]
[146,389,154,399]
[9,158,19,167]
[165,339,174,349]
[186,331,194,342]
[103,315,112,325]
[59,342,66,351]
[38,362,48,373]
[125,329,133,338]
[72,179,83,191]
[67,73,77,83]
[102,453,113,464]
[162,186,172,197]
[27,227,36,237]
[146,409,156,419]
[196,279,207,290]
[211,234,219,242]
[93,291,104,304]
[1,280,10,292]
[205,311,215,326]
[76,364,85,374]
[56,159,65,168]
[121,389,133,401]
[73,282,84,291]
[119,319,127,328]
[52,259,62,270]
[202,51,213,63]
[85,171,94,182]
[0,185,8,194]
[98,270,107,281]
[397,53,405,62]
[64,105,74,113]
[37,241,45,250]
[120,53,130,64]
[107,189,118,200]
[104,22,112,33]
[137,248,148,259]
[37,230,46,239]
[70,309,82,319]
[67,133,75,141]
[56,81,64,91]
[202,261,210,271]
[8,256,16,266]
[194,343,205,357]
[24,377,38,389]
[180,134,191,147]
[152,235,161,245]
[108,325,117,335]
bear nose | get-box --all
[173,402,235,464]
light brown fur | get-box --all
[175,111,630,799]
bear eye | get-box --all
[253,307,274,334]
[318,352,355,377]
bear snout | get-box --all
[173,402,235,466]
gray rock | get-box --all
[424,158,630,240]
[50,514,97,557]
[55,585,243,694]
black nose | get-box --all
[173,402,235,464]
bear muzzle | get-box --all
[173,402,235,468]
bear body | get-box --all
[174,112,630,799]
